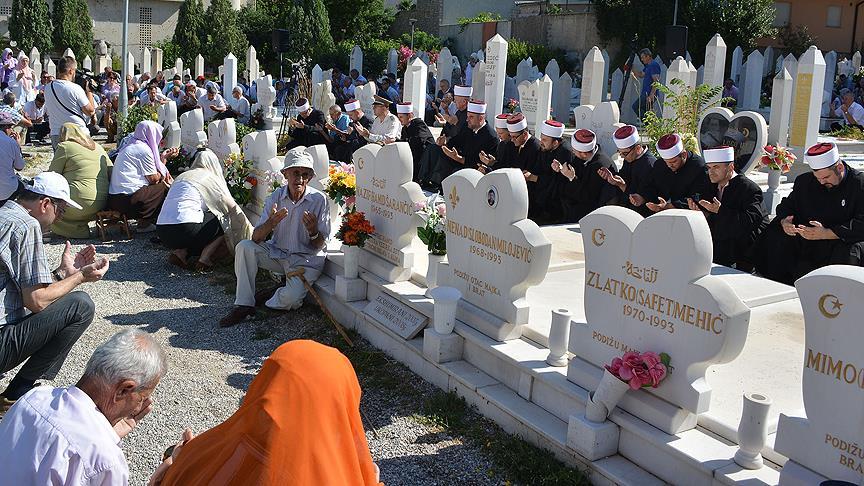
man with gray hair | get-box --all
[0,329,168,485]
[830,87,864,130]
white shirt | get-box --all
[198,93,226,121]
[140,91,168,107]
[109,140,158,195]
[845,101,864,126]
[366,112,401,143]
[0,132,24,200]
[22,100,44,121]
[227,95,250,123]
[43,79,90,136]
[0,386,128,486]
[157,180,205,225]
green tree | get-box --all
[325,0,393,46]
[238,4,275,71]
[9,0,52,53]
[684,0,776,64]
[51,0,93,58]
[202,0,248,70]
[258,0,334,62]
[173,0,205,68]
[778,24,816,57]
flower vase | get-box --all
[343,245,360,279]
[767,169,781,191]
[763,170,782,217]
[585,369,631,423]
[425,253,446,297]
[734,392,772,470]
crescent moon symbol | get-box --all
[591,228,606,247]
[818,294,842,319]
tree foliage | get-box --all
[594,0,776,66]
[51,0,93,58]
[10,0,52,53]
[202,0,249,70]
[173,0,205,69]
[325,0,394,46]
[642,79,731,156]
[258,0,334,63]
[778,25,816,57]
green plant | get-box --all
[203,0,249,71]
[778,24,816,57]
[398,29,441,53]
[506,39,572,77]
[396,0,415,12]
[457,12,503,33]
[118,104,159,137]
[238,4,275,73]
[641,78,730,156]
[325,0,395,46]
[9,0,52,53]
[51,0,93,57]
[548,4,562,15]
[151,39,181,70]
[828,125,864,140]
[257,0,334,63]
[173,0,205,69]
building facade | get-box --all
[761,0,864,55]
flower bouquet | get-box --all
[325,162,357,210]
[164,146,194,177]
[336,210,375,279]
[224,152,257,206]
[585,351,671,423]
[415,194,447,256]
[505,98,520,114]
[760,145,796,173]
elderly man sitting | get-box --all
[219,147,330,327]
[0,329,167,485]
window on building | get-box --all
[139,7,152,48]
[826,6,842,28]
[0,5,12,16]
[773,2,791,28]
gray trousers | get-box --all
[0,292,94,382]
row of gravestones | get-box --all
[341,138,863,484]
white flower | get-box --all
[243,181,253,189]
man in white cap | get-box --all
[339,99,372,160]
[355,95,400,144]
[556,128,618,223]
[287,97,327,150]
[631,133,711,213]
[435,84,471,139]
[220,147,330,327]
[755,142,864,284]
[523,119,572,224]
[478,114,513,173]
[434,99,497,185]
[396,102,435,181]
[0,172,109,414]
[599,124,656,216]
[687,146,766,270]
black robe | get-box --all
[617,148,656,216]
[287,109,327,149]
[442,109,467,139]
[400,117,435,182]
[755,162,864,284]
[507,136,541,172]
[482,140,514,172]
[527,143,571,224]
[641,152,713,209]
[702,174,767,268]
[436,122,499,180]
[560,150,619,224]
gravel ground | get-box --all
[0,231,502,486]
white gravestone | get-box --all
[769,68,794,148]
[515,58,532,86]
[387,49,398,75]
[311,64,323,84]
[520,76,553,138]
[763,45,775,77]
[696,65,704,86]
[151,48,163,76]
[363,293,428,339]
[95,56,109,74]
[355,82,377,117]
[252,74,276,120]
[29,47,39,64]
[45,58,56,78]
[570,207,750,434]
[179,108,207,153]
[125,52,134,76]
[350,45,363,76]
[223,53,238,101]
[195,54,204,78]
[242,130,281,215]
[437,47,453,85]
[141,47,151,75]
[82,55,91,71]
[471,60,486,102]
[741,50,764,110]
[783,53,799,80]
[552,73,572,124]
[440,169,552,341]
[157,102,181,149]
[601,49,610,101]
[620,57,643,125]
[775,266,864,485]
[32,58,42,80]
[776,55,784,76]
[686,59,698,89]
[545,59,560,87]
[305,145,339,238]
[484,34,508,119]
[63,48,75,60]
[610,69,623,105]
[573,102,623,158]
[503,76,518,108]
[163,68,175,81]
[312,80,334,111]
[581,47,605,107]
[404,58,428,120]
[853,51,862,72]
[353,142,426,282]
[175,57,183,75]
[731,46,743,85]
[208,118,241,163]
[697,107,768,173]
[664,57,690,122]
[822,51,837,117]
[246,45,257,81]
[789,47,826,158]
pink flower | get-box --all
[436,204,446,217]
[344,196,356,208]
[415,200,428,211]
[605,357,623,377]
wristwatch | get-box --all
[308,232,320,240]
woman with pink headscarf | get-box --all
[13,55,35,103]
[1,49,16,87]
[107,120,177,231]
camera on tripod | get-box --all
[74,69,99,92]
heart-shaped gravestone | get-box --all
[441,168,552,341]
[572,101,624,159]
[354,142,426,282]
[698,107,767,173]
[776,266,864,484]
[354,82,377,116]
[179,109,207,153]
[158,102,181,149]
[571,206,750,428]
[207,118,241,164]
[242,130,281,216]
[517,80,539,131]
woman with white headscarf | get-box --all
[107,120,177,231]
[156,148,252,270]
[226,86,250,124]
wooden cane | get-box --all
[284,268,354,347]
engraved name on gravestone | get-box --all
[441,169,552,341]
[775,266,864,485]
[363,293,428,339]
[353,142,426,282]
[698,107,768,173]
[570,207,750,433]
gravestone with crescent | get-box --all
[698,107,768,173]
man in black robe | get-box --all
[631,133,713,213]
[553,128,618,223]
[755,142,864,284]
[687,146,767,270]
[599,125,656,217]
[286,98,327,150]
[396,101,435,183]
[524,120,571,224]
[432,99,498,185]
[478,114,514,173]
[435,84,471,139]
[339,99,373,162]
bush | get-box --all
[399,29,441,53]
[506,39,571,78]
[152,39,181,71]
[51,0,93,57]
[779,24,816,58]
[10,0,52,53]
[173,0,205,69]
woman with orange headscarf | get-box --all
[150,340,383,486]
